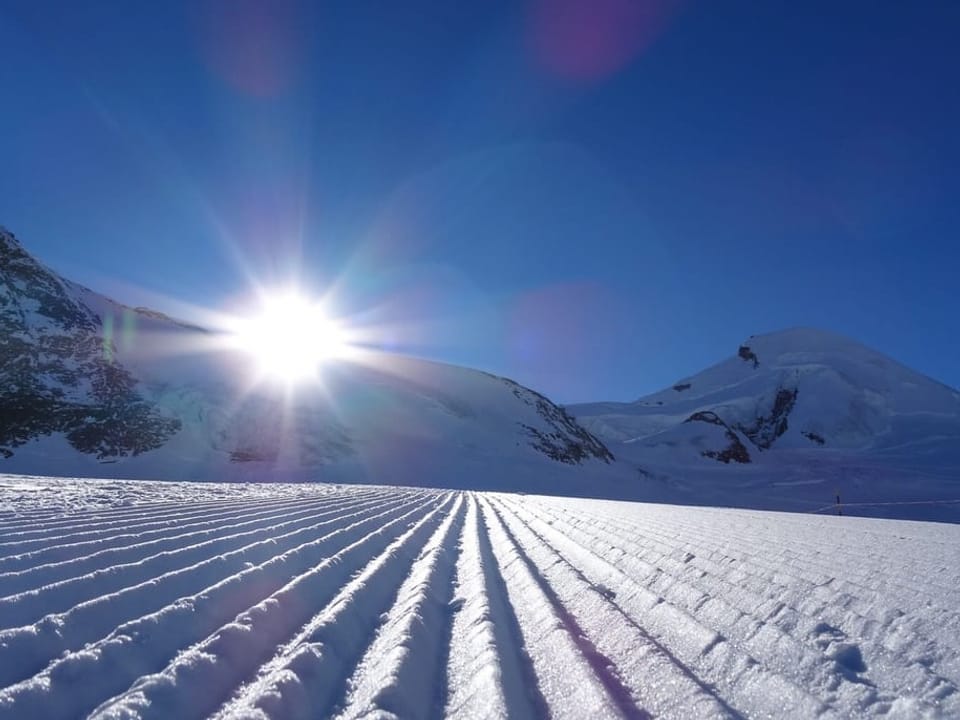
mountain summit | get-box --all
[570,328,960,520]
[574,327,960,459]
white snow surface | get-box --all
[1,475,958,719]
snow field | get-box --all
[0,477,958,718]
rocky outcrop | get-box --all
[684,411,751,463]
[740,387,798,450]
[2,228,616,478]
[685,410,723,426]
[0,228,181,460]
[738,344,759,369]
[502,379,614,465]
[702,433,751,464]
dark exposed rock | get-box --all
[499,378,614,465]
[684,410,751,463]
[2,227,617,472]
[803,430,826,446]
[738,345,759,369]
[230,449,275,463]
[684,384,797,454]
[685,410,724,426]
[0,230,96,331]
[702,430,752,464]
[0,228,181,460]
[740,387,798,449]
[673,382,692,392]
[65,401,180,460]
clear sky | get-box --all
[2,1,959,403]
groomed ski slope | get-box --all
[0,477,958,719]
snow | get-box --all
[574,328,960,452]
[4,277,621,489]
[2,231,615,489]
[6,229,960,523]
[2,475,959,718]
[569,328,960,522]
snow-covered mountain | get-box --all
[0,228,614,491]
[573,327,960,459]
[570,328,960,520]
[4,226,959,520]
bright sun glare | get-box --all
[235,293,350,383]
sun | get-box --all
[234,292,350,382]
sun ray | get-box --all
[229,289,355,385]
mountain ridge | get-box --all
[0,227,614,490]
[572,326,960,452]
[568,326,960,521]
[4,227,960,520]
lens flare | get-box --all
[530,0,680,81]
[233,292,350,383]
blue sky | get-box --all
[2,1,959,402]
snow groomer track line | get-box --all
[1,478,958,718]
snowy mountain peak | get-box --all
[569,326,960,519]
[1,225,17,246]
[672,326,926,388]
[725,327,939,380]
[578,326,960,452]
[741,326,871,354]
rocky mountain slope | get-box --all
[0,228,614,490]
[0,231,181,461]
[570,328,960,520]
[572,327,960,461]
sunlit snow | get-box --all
[0,476,957,718]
